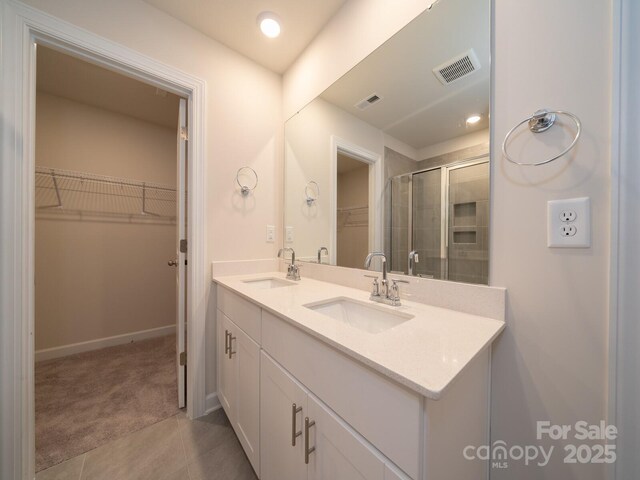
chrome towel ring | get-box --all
[502,109,582,166]
[236,166,258,196]
[305,181,319,206]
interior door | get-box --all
[176,97,187,408]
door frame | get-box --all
[329,136,382,266]
[0,1,207,478]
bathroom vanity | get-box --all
[213,272,504,480]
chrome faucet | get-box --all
[317,247,328,264]
[278,247,301,281]
[408,250,419,276]
[364,252,409,306]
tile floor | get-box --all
[36,408,257,480]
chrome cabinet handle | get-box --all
[304,417,316,464]
[291,403,302,446]
[224,329,230,355]
[228,333,236,359]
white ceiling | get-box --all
[143,0,347,74]
[37,46,181,129]
[320,0,491,151]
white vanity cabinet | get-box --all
[216,284,493,480]
[216,290,261,475]
[260,351,402,480]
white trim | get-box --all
[34,325,176,362]
[205,393,222,414]
[329,136,383,265]
[608,2,622,480]
[0,2,208,478]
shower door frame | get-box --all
[399,154,490,280]
[0,2,208,478]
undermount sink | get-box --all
[304,297,413,334]
[242,277,298,289]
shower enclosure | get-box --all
[389,157,489,284]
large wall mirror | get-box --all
[284,0,490,284]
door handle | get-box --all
[304,417,316,464]
[168,259,178,267]
[291,403,302,446]
[224,329,230,355]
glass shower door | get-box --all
[411,169,444,279]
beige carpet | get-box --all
[35,334,180,472]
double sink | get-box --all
[242,277,413,334]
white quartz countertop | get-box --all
[213,272,505,400]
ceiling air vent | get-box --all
[433,49,481,85]
[355,93,383,111]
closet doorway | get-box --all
[33,46,188,473]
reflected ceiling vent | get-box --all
[355,93,383,110]
[433,49,481,85]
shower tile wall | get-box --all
[448,162,489,284]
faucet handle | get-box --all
[364,274,380,297]
[389,279,409,306]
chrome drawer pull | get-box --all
[224,329,230,355]
[304,417,316,464]
[291,403,302,446]
[228,333,236,359]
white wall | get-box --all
[285,98,385,261]
[35,92,176,351]
[284,1,614,479]
[21,0,282,397]
[490,1,611,478]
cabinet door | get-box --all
[306,394,386,480]
[217,312,236,423]
[260,352,308,480]
[233,325,260,474]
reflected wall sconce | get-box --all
[305,181,319,206]
[236,166,258,196]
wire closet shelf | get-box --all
[35,166,177,222]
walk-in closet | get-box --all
[34,45,184,472]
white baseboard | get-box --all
[35,324,175,362]
[205,392,221,415]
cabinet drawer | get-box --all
[262,311,422,479]
[217,286,261,343]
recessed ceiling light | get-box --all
[466,114,482,125]
[257,12,281,38]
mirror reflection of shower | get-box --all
[389,156,489,284]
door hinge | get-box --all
[180,239,187,253]
[180,126,189,141]
[180,351,187,366]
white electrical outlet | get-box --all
[547,197,590,248]
[266,225,275,243]
[559,210,577,222]
[285,226,294,243]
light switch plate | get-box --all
[547,197,590,248]
[285,226,294,243]
[266,225,275,243]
